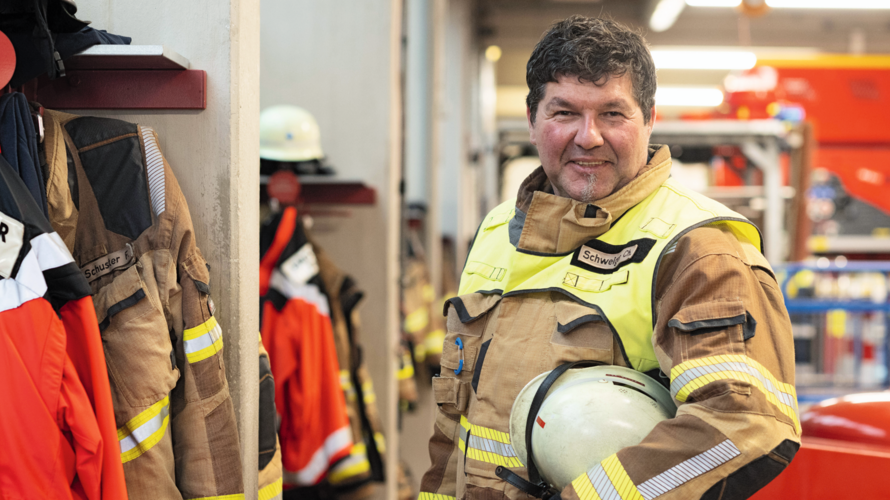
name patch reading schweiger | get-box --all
[81,244,134,282]
[570,237,656,274]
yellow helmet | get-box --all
[259,105,324,162]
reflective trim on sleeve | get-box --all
[190,495,245,500]
[417,491,457,500]
[282,426,352,486]
[458,415,522,468]
[183,315,224,363]
[573,454,644,500]
[141,126,166,216]
[405,307,430,334]
[636,440,740,500]
[258,478,283,500]
[340,370,357,402]
[362,380,377,405]
[118,396,170,463]
[374,431,386,454]
[670,354,800,432]
[397,362,415,381]
[418,494,456,500]
[328,442,371,484]
[424,329,445,355]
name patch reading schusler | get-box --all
[81,243,135,282]
[570,237,656,274]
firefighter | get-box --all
[418,15,798,500]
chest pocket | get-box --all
[547,299,614,366]
[433,293,501,413]
[93,259,180,417]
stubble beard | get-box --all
[579,172,598,203]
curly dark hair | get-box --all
[526,15,656,124]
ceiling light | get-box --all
[651,50,757,70]
[686,0,741,6]
[656,87,724,107]
[650,0,687,32]
[767,0,890,7]
[485,45,502,62]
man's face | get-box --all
[528,73,655,203]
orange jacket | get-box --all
[0,155,127,499]
[260,207,352,486]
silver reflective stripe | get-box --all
[120,403,170,454]
[184,321,222,354]
[468,434,517,458]
[141,126,166,216]
[637,440,741,500]
[671,361,795,406]
[587,463,621,500]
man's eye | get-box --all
[604,111,623,118]
[556,111,573,116]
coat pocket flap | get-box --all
[554,300,604,334]
[668,300,746,332]
[92,263,146,329]
[444,293,502,324]
[432,376,470,412]
[441,341,478,371]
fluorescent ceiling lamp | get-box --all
[686,0,740,6]
[656,87,724,106]
[650,0,686,32]
[767,0,890,7]
[688,0,890,7]
[651,50,756,70]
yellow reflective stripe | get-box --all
[374,432,386,454]
[183,315,224,363]
[118,396,170,463]
[572,471,603,500]
[459,417,522,467]
[362,380,377,405]
[671,354,800,432]
[191,495,246,500]
[424,329,445,354]
[258,477,283,500]
[601,454,644,500]
[405,307,430,333]
[328,442,371,483]
[418,493,456,500]
[398,362,415,380]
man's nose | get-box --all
[575,115,604,150]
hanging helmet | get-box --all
[259,105,324,162]
[509,365,677,491]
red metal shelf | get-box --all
[20,45,206,110]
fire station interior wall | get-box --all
[261,1,404,499]
[66,0,261,495]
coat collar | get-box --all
[513,145,672,255]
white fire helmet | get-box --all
[259,105,324,162]
[509,365,677,491]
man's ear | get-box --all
[647,106,656,133]
[527,106,536,145]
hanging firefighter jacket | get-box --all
[258,332,284,500]
[0,154,128,499]
[311,236,387,498]
[260,207,353,488]
[41,110,244,499]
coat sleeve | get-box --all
[561,224,800,500]
[144,126,245,498]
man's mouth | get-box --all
[574,161,606,166]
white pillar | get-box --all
[71,0,261,494]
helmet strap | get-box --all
[496,360,606,498]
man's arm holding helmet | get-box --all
[560,223,800,500]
